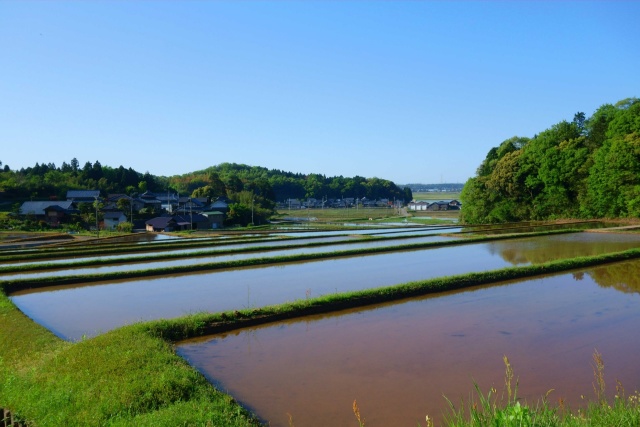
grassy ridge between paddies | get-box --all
[0,227,464,274]
[0,223,517,275]
[0,229,582,292]
[4,247,640,425]
[0,234,289,263]
[0,291,261,427]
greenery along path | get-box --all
[4,246,640,425]
[0,229,581,292]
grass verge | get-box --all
[0,291,261,426]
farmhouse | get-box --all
[103,211,128,230]
[19,201,77,227]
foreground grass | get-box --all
[4,245,640,425]
[0,291,261,426]
[428,353,640,427]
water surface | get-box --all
[9,232,640,341]
[177,260,640,427]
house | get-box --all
[145,213,215,232]
[408,201,429,211]
[448,200,462,209]
[19,201,76,227]
[210,197,229,213]
[202,210,225,229]
[426,201,451,211]
[178,197,207,213]
[139,191,163,211]
[103,210,128,230]
[282,199,302,209]
[145,216,178,232]
[66,190,100,202]
[106,194,145,212]
[178,213,211,230]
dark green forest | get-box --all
[0,159,411,207]
[461,97,640,224]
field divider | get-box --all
[135,246,640,342]
[0,235,288,263]
[0,229,582,293]
[0,228,578,274]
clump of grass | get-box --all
[353,399,365,427]
[434,351,640,427]
[441,355,557,427]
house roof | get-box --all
[145,217,176,228]
[66,190,100,200]
[20,201,75,216]
[210,200,229,208]
[173,213,209,223]
[44,205,67,213]
[104,211,126,220]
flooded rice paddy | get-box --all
[177,260,640,427]
[4,225,640,426]
[8,231,640,340]
[0,234,458,279]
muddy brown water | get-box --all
[9,232,640,340]
[177,260,640,427]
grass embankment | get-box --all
[0,225,466,274]
[0,223,462,271]
[0,291,261,426]
[0,229,580,292]
[4,231,640,426]
[0,234,286,263]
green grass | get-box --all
[0,291,261,426]
[429,352,640,427]
[278,206,401,222]
[412,191,462,201]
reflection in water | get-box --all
[586,260,640,293]
[487,232,640,265]
[177,264,640,427]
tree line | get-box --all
[0,160,411,216]
[461,97,640,223]
[168,163,412,204]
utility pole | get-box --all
[94,196,99,238]
[251,197,255,226]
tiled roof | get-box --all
[20,201,74,215]
[66,190,100,199]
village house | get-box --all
[19,201,77,227]
[105,194,145,212]
[145,213,218,232]
[103,210,128,230]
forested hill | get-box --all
[460,97,640,224]
[0,159,411,205]
[168,163,413,203]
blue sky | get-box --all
[1,1,639,185]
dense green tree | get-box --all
[462,97,640,223]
